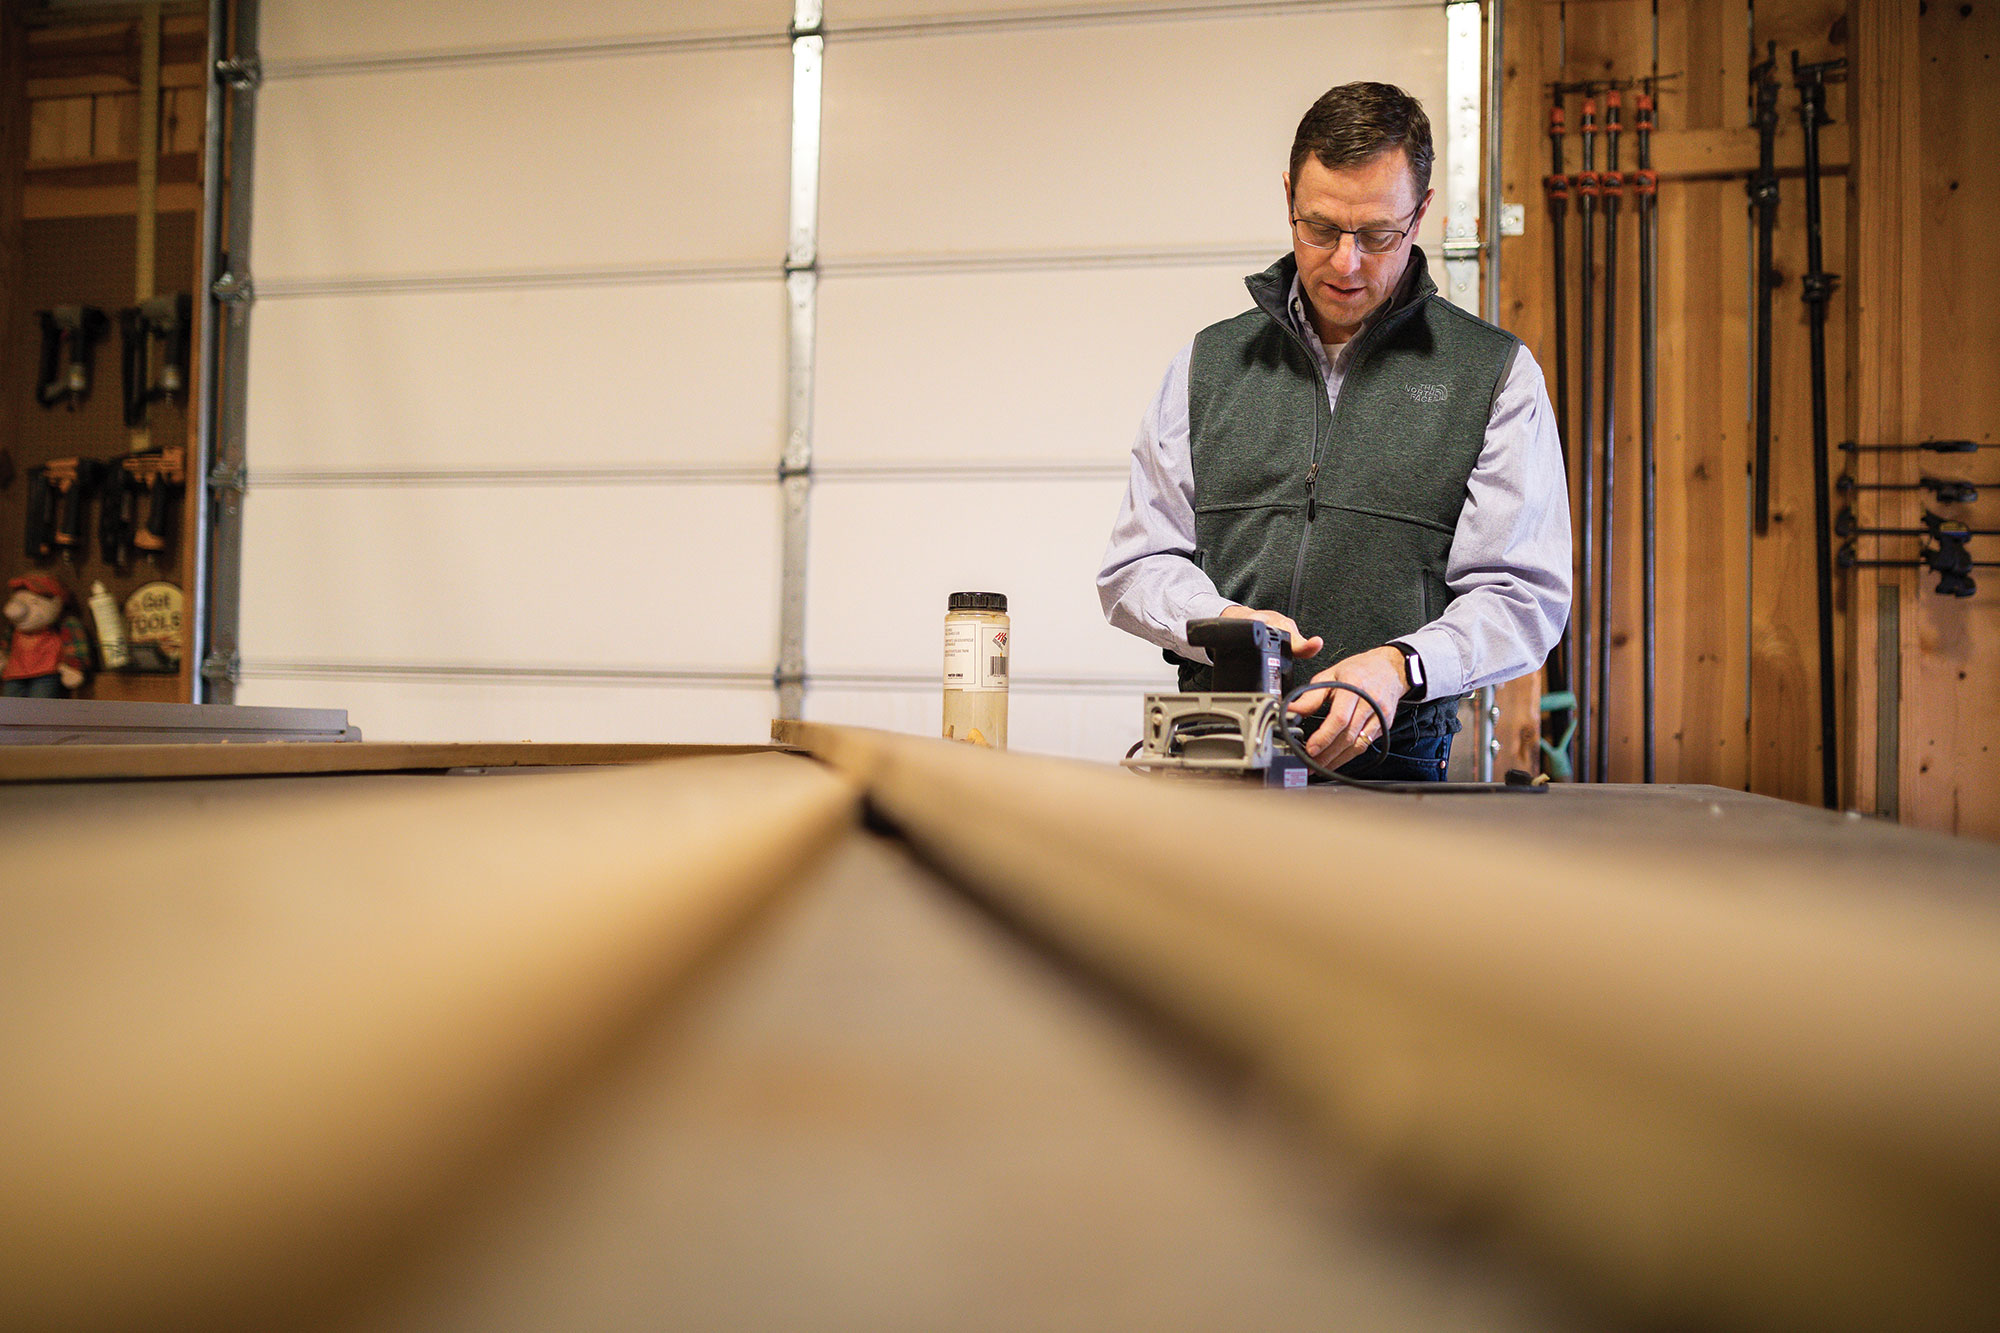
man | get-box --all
[1098,82,1570,780]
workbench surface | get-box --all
[5,732,1997,1331]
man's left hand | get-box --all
[1286,645,1409,769]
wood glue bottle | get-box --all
[942,591,1008,748]
[89,582,130,670]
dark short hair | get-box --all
[1288,82,1434,197]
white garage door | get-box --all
[237,0,1449,757]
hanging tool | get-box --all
[1748,44,1781,536]
[35,459,107,564]
[95,447,186,568]
[1638,1,1663,784]
[1539,689,1578,780]
[1793,50,1846,811]
[131,447,185,559]
[1635,78,1660,784]
[1546,96,1572,457]
[1839,538,1993,598]
[1544,88,1576,779]
[1836,508,2000,542]
[1840,439,1993,454]
[1574,93,1600,782]
[98,464,139,567]
[1595,89,1624,784]
[119,294,194,429]
[35,307,110,410]
[1838,475,1982,505]
[24,468,57,560]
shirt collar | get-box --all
[1282,252,1427,356]
[1285,275,1375,366]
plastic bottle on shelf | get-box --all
[89,581,130,670]
[942,591,1008,749]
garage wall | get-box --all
[237,0,1448,756]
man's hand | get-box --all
[1287,645,1409,769]
[1218,604,1323,661]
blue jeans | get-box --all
[3,675,66,699]
[1314,699,1460,783]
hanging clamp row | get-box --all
[1836,506,1997,597]
[1839,474,1982,505]
[1838,537,1994,598]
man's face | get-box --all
[1283,148,1431,344]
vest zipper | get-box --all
[1283,335,1326,624]
[1268,286,1422,627]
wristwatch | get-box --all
[1387,640,1427,701]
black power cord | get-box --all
[1276,678,1394,788]
[1276,679,1546,794]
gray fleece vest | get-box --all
[1177,250,1519,719]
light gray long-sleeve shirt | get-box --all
[1097,280,1572,699]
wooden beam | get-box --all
[0,740,799,783]
[22,148,202,217]
[1654,123,1851,179]
[23,148,199,181]
[777,720,2000,1333]
[0,753,857,1330]
[1899,0,2000,838]
[1846,0,1925,820]
[26,62,205,96]
[0,0,25,545]
[22,181,200,218]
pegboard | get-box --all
[4,211,199,700]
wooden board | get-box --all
[330,833,1610,1333]
[9,720,1999,1330]
[1905,0,2000,837]
[0,740,796,783]
[0,752,858,1331]
[778,720,2000,1333]
[1845,0,1923,821]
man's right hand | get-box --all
[1218,604,1323,662]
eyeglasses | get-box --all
[1290,203,1422,255]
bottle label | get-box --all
[90,590,130,669]
[944,621,1008,692]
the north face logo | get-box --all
[1408,384,1450,403]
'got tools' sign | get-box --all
[123,581,183,674]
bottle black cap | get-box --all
[948,591,1007,613]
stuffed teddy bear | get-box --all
[3,573,92,698]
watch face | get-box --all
[1395,643,1424,697]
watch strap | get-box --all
[1388,640,1427,701]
